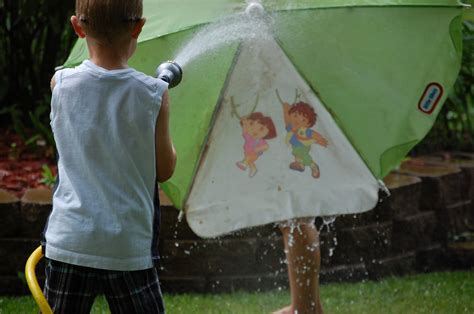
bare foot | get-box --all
[249,166,258,177]
[236,161,247,171]
[272,305,294,314]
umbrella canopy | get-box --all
[64,0,465,237]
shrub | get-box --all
[0,0,75,146]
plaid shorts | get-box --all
[44,259,165,314]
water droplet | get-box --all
[321,215,338,232]
[329,248,334,257]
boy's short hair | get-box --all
[76,0,143,42]
[289,102,317,127]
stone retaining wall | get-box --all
[0,153,472,295]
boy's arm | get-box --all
[312,131,329,147]
[282,102,291,126]
[50,76,56,91]
[155,90,177,182]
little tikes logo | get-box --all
[418,83,444,114]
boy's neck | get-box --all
[86,38,133,70]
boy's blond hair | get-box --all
[76,0,143,42]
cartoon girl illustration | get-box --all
[236,112,277,177]
[230,96,277,177]
[277,90,329,179]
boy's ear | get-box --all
[131,18,146,39]
[70,16,86,38]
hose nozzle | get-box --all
[156,61,183,88]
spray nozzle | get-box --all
[156,61,183,88]
[245,1,265,16]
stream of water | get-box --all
[174,1,272,68]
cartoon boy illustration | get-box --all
[282,100,328,178]
[236,112,277,177]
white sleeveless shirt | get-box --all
[45,60,168,271]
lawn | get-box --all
[0,271,472,313]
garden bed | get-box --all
[0,129,56,198]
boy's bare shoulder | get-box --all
[50,76,56,91]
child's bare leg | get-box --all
[247,160,257,177]
[246,154,258,177]
[274,221,323,314]
[236,157,248,170]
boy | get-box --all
[283,101,328,179]
[43,0,175,312]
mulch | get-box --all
[0,129,56,198]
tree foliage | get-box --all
[0,0,75,143]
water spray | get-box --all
[156,61,183,88]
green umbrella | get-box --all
[63,0,466,237]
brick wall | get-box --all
[0,153,472,295]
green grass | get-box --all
[0,271,473,314]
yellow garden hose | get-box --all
[25,246,53,314]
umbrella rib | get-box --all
[182,42,244,210]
